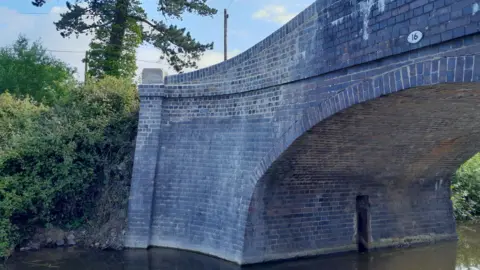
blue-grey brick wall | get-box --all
[126,0,480,264]
[125,88,163,248]
[163,0,480,95]
[242,82,480,262]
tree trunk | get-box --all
[104,0,129,77]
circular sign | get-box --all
[407,31,423,44]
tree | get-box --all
[0,36,76,105]
[86,16,141,79]
[33,0,217,77]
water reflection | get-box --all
[2,223,480,270]
[456,223,480,270]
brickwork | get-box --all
[125,0,480,264]
[124,93,163,248]
[243,83,480,263]
[163,0,479,97]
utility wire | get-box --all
[45,49,162,64]
[227,0,234,8]
[46,49,84,53]
[15,12,50,15]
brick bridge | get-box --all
[125,0,480,265]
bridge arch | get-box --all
[126,0,480,264]
[241,80,480,263]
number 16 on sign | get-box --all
[407,31,423,44]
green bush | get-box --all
[0,36,76,105]
[452,153,480,221]
[0,93,47,150]
[0,76,138,257]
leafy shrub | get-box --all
[452,153,480,221]
[0,92,47,150]
[0,36,76,105]
[0,76,138,257]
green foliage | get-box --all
[0,76,138,258]
[0,92,47,150]
[452,153,480,220]
[33,0,217,78]
[0,36,76,105]
[31,0,46,6]
[87,13,142,79]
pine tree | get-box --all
[33,0,217,77]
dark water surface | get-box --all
[2,223,480,270]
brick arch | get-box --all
[244,53,480,197]
[240,57,480,263]
[126,0,480,260]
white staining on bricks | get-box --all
[331,16,345,26]
[359,0,375,40]
[359,0,389,40]
[378,0,387,12]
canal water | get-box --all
[2,222,479,270]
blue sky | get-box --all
[0,0,314,80]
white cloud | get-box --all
[252,5,297,24]
[0,6,240,83]
[50,6,69,14]
[0,7,92,81]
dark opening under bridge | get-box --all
[125,0,480,265]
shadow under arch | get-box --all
[240,81,480,264]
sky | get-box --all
[0,0,314,81]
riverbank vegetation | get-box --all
[0,37,138,258]
[452,154,480,221]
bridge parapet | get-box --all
[161,0,479,98]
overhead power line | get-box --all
[14,12,50,15]
[46,49,84,53]
[45,48,163,82]
[45,49,162,64]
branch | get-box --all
[128,15,166,32]
[31,0,46,7]
[128,14,213,72]
[78,20,113,32]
